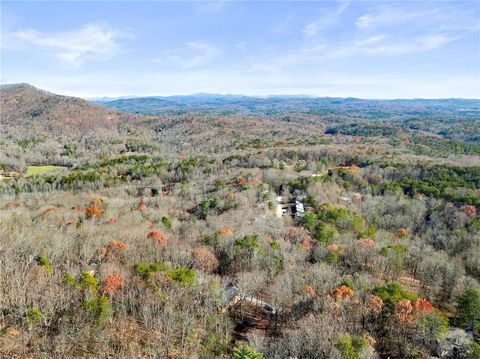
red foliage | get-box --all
[102,273,124,295]
[414,298,434,314]
[107,216,117,224]
[147,231,167,246]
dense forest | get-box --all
[0,84,479,358]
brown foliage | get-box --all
[460,204,477,218]
[395,299,413,325]
[365,294,384,315]
[193,247,219,273]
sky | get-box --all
[1,0,479,99]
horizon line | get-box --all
[2,82,479,101]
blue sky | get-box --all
[1,1,479,98]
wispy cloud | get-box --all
[355,5,479,31]
[355,8,426,29]
[154,41,221,69]
[2,23,130,66]
[303,1,349,36]
[184,41,221,68]
[196,0,229,14]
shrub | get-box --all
[35,255,52,273]
[25,307,42,325]
[133,261,166,280]
[314,222,336,244]
[373,282,417,310]
[335,333,368,359]
[232,345,264,359]
[165,266,196,287]
[161,216,172,229]
[457,288,480,329]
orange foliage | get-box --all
[147,231,167,246]
[224,192,235,201]
[217,227,233,236]
[303,285,316,298]
[102,273,124,295]
[332,285,354,300]
[108,240,128,251]
[358,239,375,247]
[395,299,413,324]
[460,204,477,218]
[193,247,219,272]
[302,236,313,250]
[327,244,339,252]
[41,207,57,217]
[413,298,433,314]
[90,198,105,210]
[86,207,103,218]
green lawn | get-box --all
[26,165,65,176]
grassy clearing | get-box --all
[26,165,65,176]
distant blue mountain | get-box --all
[93,94,480,116]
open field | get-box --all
[26,165,66,176]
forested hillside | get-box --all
[0,85,479,358]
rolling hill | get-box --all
[0,83,129,135]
